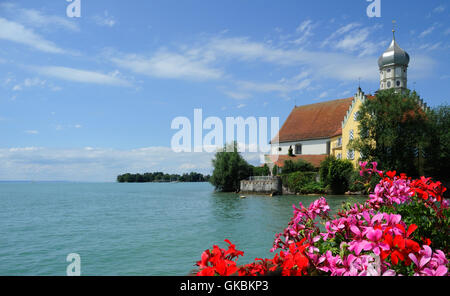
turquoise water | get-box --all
[0,182,366,275]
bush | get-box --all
[299,182,326,194]
[283,171,320,194]
[320,156,354,194]
[282,159,316,174]
[252,164,270,176]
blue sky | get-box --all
[0,0,449,181]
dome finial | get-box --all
[392,20,396,40]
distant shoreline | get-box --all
[116,171,211,183]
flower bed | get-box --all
[195,162,449,276]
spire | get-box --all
[392,20,396,41]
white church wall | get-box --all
[271,138,329,155]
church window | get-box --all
[396,80,401,87]
[387,81,391,88]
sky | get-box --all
[0,0,449,181]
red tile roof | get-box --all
[272,97,354,143]
[267,154,328,168]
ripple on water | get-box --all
[0,182,366,275]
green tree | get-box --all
[210,142,253,192]
[252,164,270,176]
[319,156,354,194]
[423,105,450,182]
[282,159,315,174]
[350,89,428,177]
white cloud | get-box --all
[24,130,39,135]
[111,50,223,81]
[205,36,379,81]
[0,147,212,181]
[93,11,116,27]
[12,77,51,91]
[419,42,443,51]
[321,23,361,48]
[0,17,67,54]
[0,146,267,182]
[433,5,445,13]
[236,103,246,109]
[319,91,329,98]
[419,25,436,38]
[0,2,79,31]
[33,66,132,87]
[292,19,316,45]
[236,76,311,94]
[223,91,252,100]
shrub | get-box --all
[282,159,316,174]
[299,182,326,194]
[283,171,316,193]
[320,156,354,194]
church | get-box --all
[266,30,412,171]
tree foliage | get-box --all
[319,156,354,194]
[423,105,450,181]
[209,142,253,192]
[117,171,210,183]
[282,159,316,174]
[350,89,429,177]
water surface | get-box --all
[0,182,366,275]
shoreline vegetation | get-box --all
[116,172,210,183]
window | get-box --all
[326,141,331,155]
[387,68,391,73]
[387,81,391,88]
[278,147,282,152]
[347,150,355,160]
[354,111,359,121]
[396,80,401,87]
[337,153,342,159]
[295,144,302,155]
[349,129,354,140]
[337,137,342,147]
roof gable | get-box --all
[273,97,354,143]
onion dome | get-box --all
[378,37,410,68]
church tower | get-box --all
[378,26,410,91]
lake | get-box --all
[0,182,366,275]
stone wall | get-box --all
[240,177,282,195]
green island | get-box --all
[117,171,211,183]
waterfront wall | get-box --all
[240,177,282,195]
